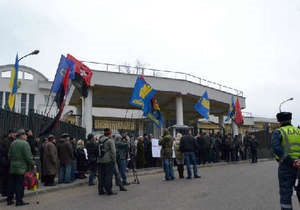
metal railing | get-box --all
[82,61,244,97]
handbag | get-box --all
[24,171,38,189]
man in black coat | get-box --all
[180,129,200,179]
[0,130,16,197]
[86,134,98,185]
[249,134,258,163]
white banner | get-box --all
[151,138,175,158]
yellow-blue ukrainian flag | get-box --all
[225,95,235,121]
[130,76,156,114]
[8,54,19,110]
[194,90,210,119]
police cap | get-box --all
[276,112,292,122]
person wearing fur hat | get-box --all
[272,112,300,210]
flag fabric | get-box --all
[234,98,244,125]
[54,68,71,110]
[40,68,71,136]
[51,55,75,93]
[144,98,163,128]
[8,54,19,110]
[194,91,210,119]
[67,54,93,97]
[130,76,156,114]
[225,96,235,121]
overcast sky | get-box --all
[1,0,300,124]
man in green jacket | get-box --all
[7,129,34,206]
[159,129,175,181]
[98,128,117,195]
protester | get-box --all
[249,134,258,163]
[26,129,38,156]
[98,128,117,195]
[7,129,34,206]
[43,134,58,186]
[159,128,175,181]
[136,136,145,169]
[174,133,184,178]
[86,133,98,186]
[115,134,130,185]
[0,130,15,197]
[143,134,152,167]
[180,129,200,179]
[76,140,88,179]
[56,133,74,184]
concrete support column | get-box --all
[232,122,239,136]
[138,120,144,136]
[176,96,184,126]
[219,115,224,135]
[82,89,93,135]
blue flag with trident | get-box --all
[130,76,156,114]
[194,90,210,119]
[225,95,235,121]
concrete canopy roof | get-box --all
[68,70,246,121]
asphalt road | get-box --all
[1,161,298,210]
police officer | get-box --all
[272,112,300,210]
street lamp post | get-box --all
[18,50,39,62]
[279,97,294,112]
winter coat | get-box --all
[174,138,183,161]
[56,139,74,165]
[76,146,88,172]
[115,140,129,161]
[86,140,98,163]
[159,134,173,159]
[43,141,58,176]
[180,135,197,153]
[98,136,116,164]
[0,137,11,174]
[136,138,145,168]
[8,139,34,175]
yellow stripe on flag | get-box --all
[9,67,16,90]
[8,94,16,111]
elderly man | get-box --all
[7,129,34,206]
[43,135,58,186]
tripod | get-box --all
[129,157,140,184]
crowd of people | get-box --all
[0,127,259,206]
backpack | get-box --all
[98,138,109,158]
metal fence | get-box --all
[249,130,273,159]
[0,108,86,140]
[81,61,244,97]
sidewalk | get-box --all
[0,158,272,203]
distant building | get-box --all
[198,115,278,134]
[0,65,58,115]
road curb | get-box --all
[0,158,273,203]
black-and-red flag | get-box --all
[67,54,93,97]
